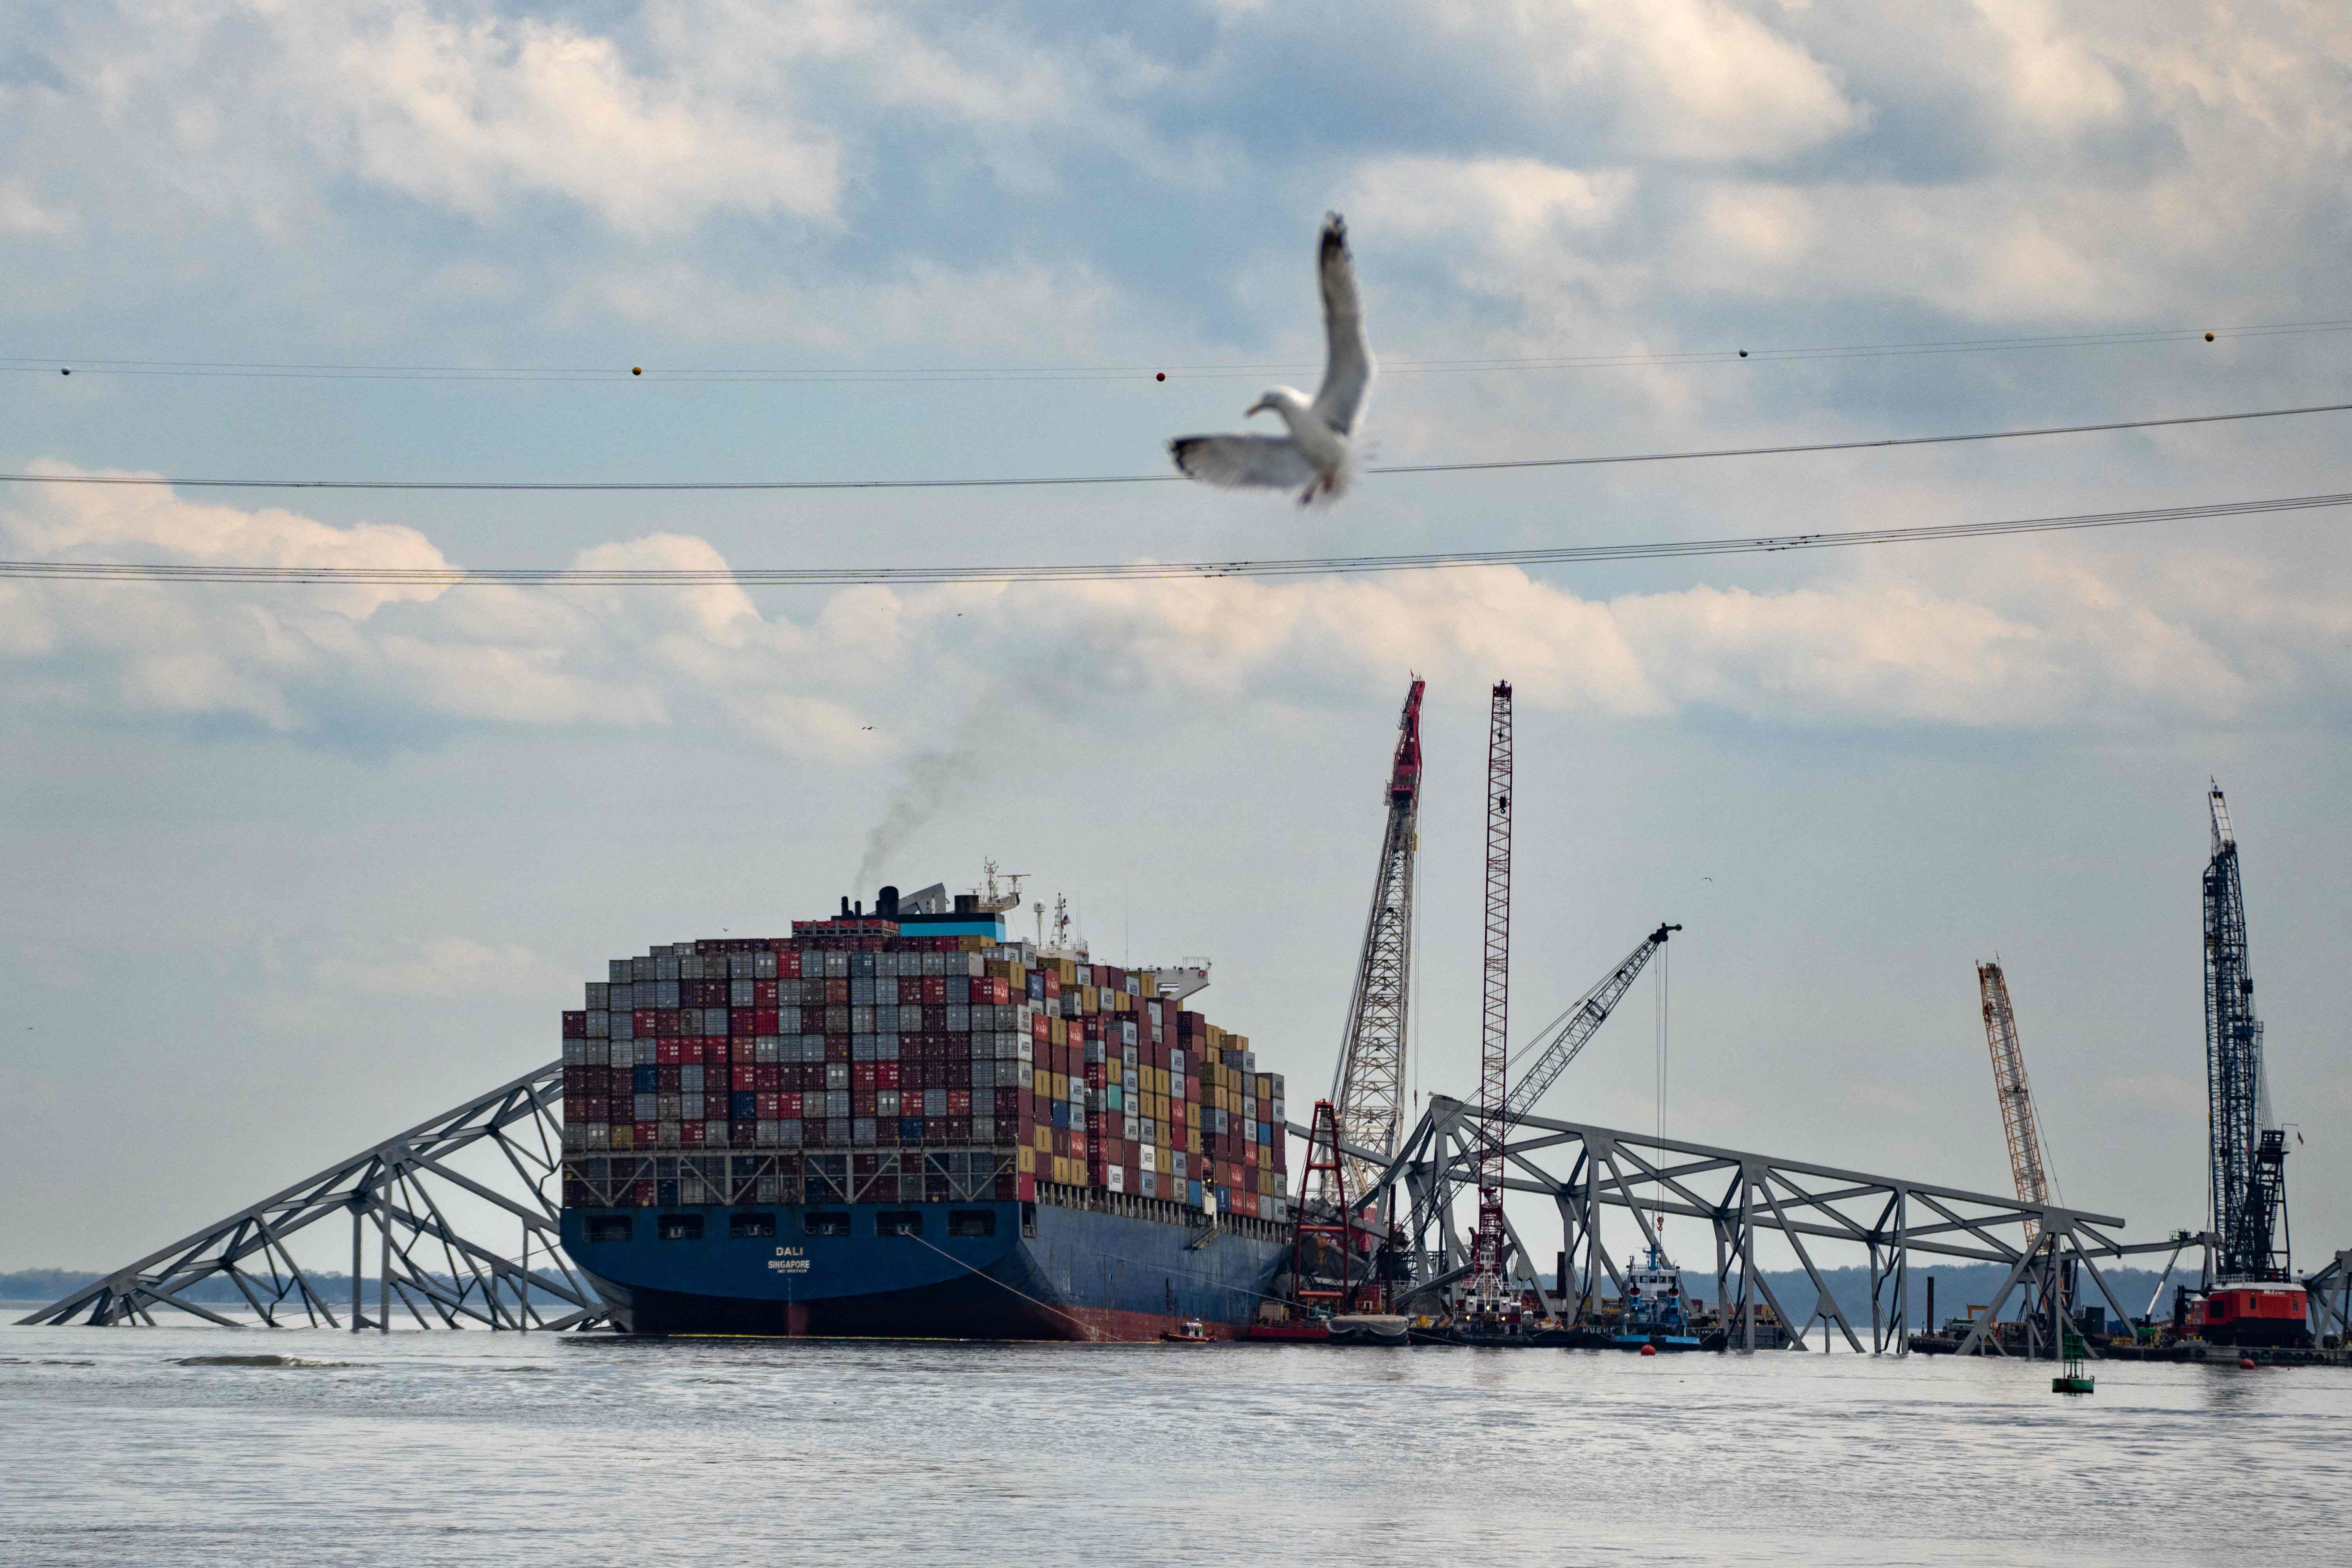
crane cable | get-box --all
[2,488,2343,587]
[2,399,2348,494]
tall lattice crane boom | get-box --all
[1325,677,1425,1202]
[1975,961,2054,1247]
[1466,681,1513,1313]
[1503,924,1679,1124]
[2205,783,2289,1282]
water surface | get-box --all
[2,1320,2342,1564]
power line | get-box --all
[5,490,2342,588]
[4,399,2346,494]
[8,317,2350,385]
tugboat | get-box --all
[1613,1242,1704,1352]
[1161,1318,1211,1345]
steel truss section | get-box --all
[20,1060,608,1332]
[1322,1094,2167,1357]
[2306,1250,2352,1343]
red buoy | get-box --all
[1155,372,1166,381]
[1639,1343,1658,1357]
[2239,1356,2257,1369]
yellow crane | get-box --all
[1977,961,2056,1245]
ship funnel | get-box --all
[878,885,900,919]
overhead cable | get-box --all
[8,316,2350,384]
[3,399,2347,494]
[5,490,2343,588]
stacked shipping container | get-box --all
[558,915,1288,1222]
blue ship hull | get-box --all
[563,1200,1289,1340]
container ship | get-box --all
[555,880,1292,1339]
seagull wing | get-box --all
[1309,212,1373,435]
[1168,434,1319,490]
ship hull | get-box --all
[564,1198,1287,1341]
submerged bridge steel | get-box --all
[1306,1094,2172,1356]
[20,1060,607,1332]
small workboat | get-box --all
[1612,1243,1704,1352]
[1161,1318,1211,1345]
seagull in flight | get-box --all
[1169,212,1373,506]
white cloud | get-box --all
[6,474,2345,751]
[1477,0,1866,161]
[0,180,80,238]
[574,256,1118,350]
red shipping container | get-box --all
[753,1008,778,1034]
[876,1062,900,1089]
[684,1039,708,1065]
[1016,1172,1036,1203]
[778,949,802,979]
[826,978,850,1004]
[779,1092,803,1118]
[756,1092,780,1119]
[853,1062,877,1088]
[655,1039,679,1065]
[853,1090,876,1117]
[755,1063,779,1091]
[633,1010,657,1036]
[947,1089,972,1117]
[732,1064,756,1092]
[634,1121,658,1146]
[562,1011,586,1038]
[753,979,778,1007]
[681,1121,704,1147]
[827,1035,850,1062]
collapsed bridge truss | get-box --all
[20,1060,607,1332]
[1325,1094,2175,1356]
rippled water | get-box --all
[2,1318,2344,1564]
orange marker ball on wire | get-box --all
[632,366,643,375]
[1156,372,1165,381]
[2205,332,2215,342]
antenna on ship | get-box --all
[977,858,1027,914]
[1033,900,1045,948]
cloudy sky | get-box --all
[3,1,2348,1277]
